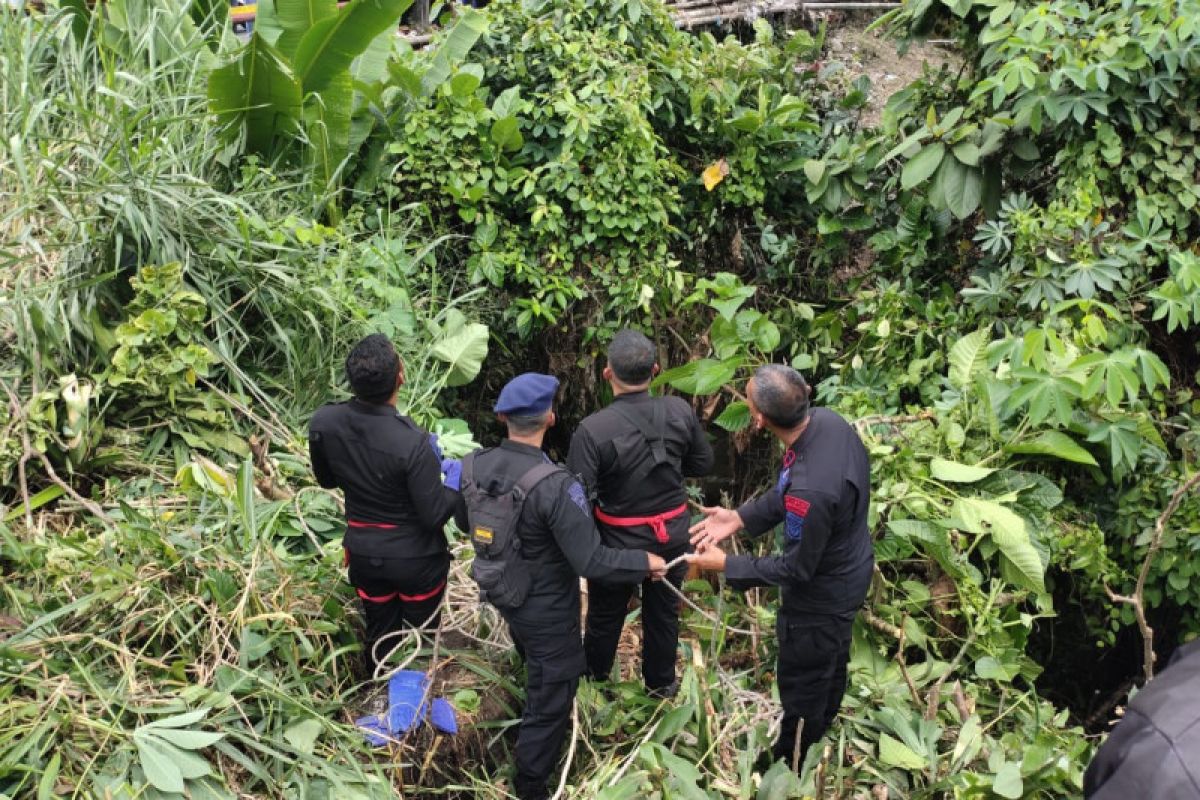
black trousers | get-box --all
[584,550,687,690]
[503,601,586,800]
[346,550,449,674]
[771,612,855,770]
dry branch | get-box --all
[1106,470,1200,683]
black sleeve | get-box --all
[735,489,785,537]
[308,429,337,489]
[565,425,601,499]
[546,476,648,583]
[681,405,714,478]
[725,490,835,589]
[452,491,469,534]
[405,435,458,532]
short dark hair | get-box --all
[505,410,552,436]
[345,334,400,403]
[607,329,656,385]
[751,365,811,428]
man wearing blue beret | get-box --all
[457,373,667,800]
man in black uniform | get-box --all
[1084,638,1200,799]
[309,334,459,674]
[456,373,667,800]
[688,364,873,771]
[567,330,713,696]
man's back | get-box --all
[568,391,712,546]
[457,440,647,602]
[309,399,455,557]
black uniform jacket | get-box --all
[309,399,457,559]
[1084,638,1200,799]
[455,440,649,606]
[567,391,713,550]
[727,407,874,617]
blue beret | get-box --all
[494,373,559,416]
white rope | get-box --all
[658,554,760,637]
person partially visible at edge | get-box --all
[566,329,714,698]
[454,373,668,800]
[686,364,873,772]
[308,334,460,675]
[1083,638,1200,799]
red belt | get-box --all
[594,503,688,544]
[347,519,398,529]
[356,580,446,604]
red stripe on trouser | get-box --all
[594,503,688,544]
[346,519,399,528]
[356,579,446,604]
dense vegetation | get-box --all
[1,0,1198,797]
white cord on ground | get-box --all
[658,554,759,637]
[550,702,580,800]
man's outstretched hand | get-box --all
[689,506,743,552]
[685,547,727,572]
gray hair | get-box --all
[751,365,811,428]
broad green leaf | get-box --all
[449,63,484,97]
[283,718,323,754]
[714,401,751,432]
[37,753,60,800]
[1007,431,1098,466]
[275,0,337,58]
[146,727,225,750]
[952,715,982,766]
[141,708,212,729]
[993,762,1024,799]
[651,703,695,743]
[757,760,805,799]
[803,159,826,185]
[937,155,982,219]
[208,33,303,155]
[930,458,995,483]
[948,328,990,388]
[1006,368,1081,427]
[490,116,524,152]
[878,732,926,770]
[951,497,1044,591]
[901,142,945,190]
[431,322,489,387]
[952,140,981,166]
[974,655,1020,681]
[292,0,416,94]
[134,734,185,793]
[656,358,741,395]
[421,8,488,94]
[492,86,522,118]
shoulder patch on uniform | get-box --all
[784,496,810,517]
[567,481,590,516]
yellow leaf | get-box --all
[702,158,730,191]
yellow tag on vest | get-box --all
[473,526,494,544]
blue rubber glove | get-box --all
[428,433,444,461]
[441,458,462,491]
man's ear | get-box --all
[652,362,661,377]
[602,365,613,382]
[497,413,507,426]
[395,367,406,389]
[547,411,557,429]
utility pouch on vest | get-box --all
[609,400,681,487]
[461,452,562,610]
